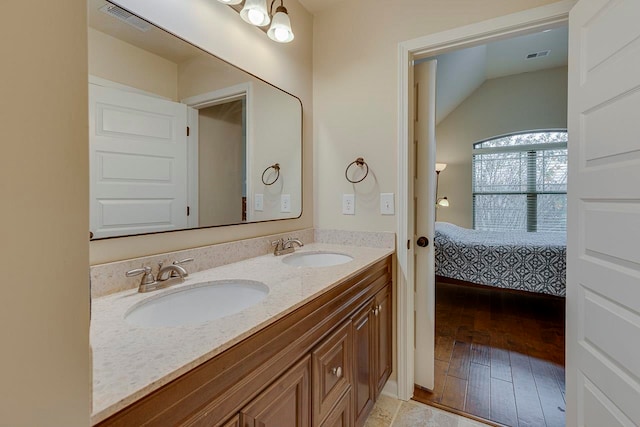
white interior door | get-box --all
[89,84,188,238]
[413,59,437,389]
[567,1,640,425]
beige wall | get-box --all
[0,0,90,425]
[178,58,303,222]
[88,27,178,100]
[199,102,245,225]
[313,0,560,232]
[435,66,568,227]
[249,81,303,221]
[91,0,313,264]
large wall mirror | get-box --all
[88,0,302,239]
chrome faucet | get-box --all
[125,258,194,293]
[157,264,188,281]
[283,238,303,250]
[272,237,304,256]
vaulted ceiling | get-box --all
[423,26,569,124]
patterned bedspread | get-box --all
[434,222,566,297]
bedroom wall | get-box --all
[435,66,568,228]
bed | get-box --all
[434,222,566,297]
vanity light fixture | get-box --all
[217,0,295,43]
[240,0,270,26]
[267,1,294,42]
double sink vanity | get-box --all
[91,232,394,426]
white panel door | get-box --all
[89,84,188,238]
[567,1,640,426]
[413,60,437,389]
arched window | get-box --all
[472,130,567,232]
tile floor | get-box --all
[365,394,491,427]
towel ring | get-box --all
[262,163,280,186]
[345,157,369,183]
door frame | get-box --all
[395,0,575,401]
[182,83,252,224]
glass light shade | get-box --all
[240,0,270,26]
[217,0,242,4]
[268,9,294,43]
[435,163,447,172]
[437,197,450,207]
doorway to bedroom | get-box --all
[413,26,568,426]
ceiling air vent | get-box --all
[99,3,151,32]
[525,50,551,60]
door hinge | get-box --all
[407,239,411,250]
[187,206,190,216]
[187,126,190,136]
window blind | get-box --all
[472,131,567,232]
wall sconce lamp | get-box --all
[437,197,449,207]
[217,0,295,43]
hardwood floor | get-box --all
[414,280,566,427]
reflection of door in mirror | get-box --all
[89,83,189,239]
[197,100,247,227]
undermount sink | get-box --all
[282,251,354,267]
[124,280,269,328]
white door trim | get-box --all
[181,83,252,109]
[396,0,576,401]
[182,83,253,222]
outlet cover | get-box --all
[255,194,264,211]
[280,194,291,213]
[380,193,394,215]
[342,194,355,215]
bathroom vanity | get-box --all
[91,242,393,427]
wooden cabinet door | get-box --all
[312,321,352,426]
[319,389,352,427]
[240,355,311,427]
[351,301,375,427]
[373,284,392,397]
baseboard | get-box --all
[381,379,399,399]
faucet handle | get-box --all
[271,238,284,248]
[125,266,156,285]
[125,266,151,277]
[173,258,194,266]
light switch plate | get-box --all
[380,193,394,215]
[280,194,291,213]
[254,194,264,211]
[342,194,355,215]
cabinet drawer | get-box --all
[312,321,353,426]
[320,388,352,427]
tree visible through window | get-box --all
[472,130,567,232]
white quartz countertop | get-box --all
[90,243,394,425]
